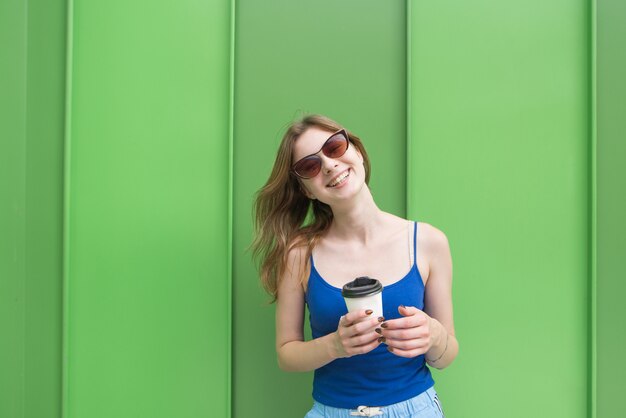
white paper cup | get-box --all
[341,276,383,320]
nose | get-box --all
[319,153,338,174]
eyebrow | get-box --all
[296,131,340,160]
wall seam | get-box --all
[61,0,73,416]
[589,0,597,417]
[228,0,236,415]
[405,0,412,218]
[22,1,29,417]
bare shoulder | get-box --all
[282,240,310,290]
[417,222,453,289]
[417,222,451,256]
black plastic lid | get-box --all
[341,276,382,298]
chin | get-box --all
[319,178,365,205]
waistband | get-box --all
[314,386,438,417]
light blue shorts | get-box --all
[304,386,445,418]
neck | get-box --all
[326,185,386,244]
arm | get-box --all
[275,246,382,372]
[380,223,459,370]
[422,223,458,369]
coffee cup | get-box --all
[341,276,383,320]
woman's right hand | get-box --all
[331,310,385,358]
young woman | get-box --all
[252,114,458,417]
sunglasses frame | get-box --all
[291,129,350,179]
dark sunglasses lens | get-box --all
[323,133,348,158]
[294,157,321,178]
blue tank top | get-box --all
[304,221,434,408]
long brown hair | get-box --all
[251,114,371,302]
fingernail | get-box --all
[377,336,386,343]
[399,304,405,309]
[377,316,385,323]
[365,309,373,315]
[375,328,382,334]
[381,322,388,328]
[387,346,394,352]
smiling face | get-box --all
[292,127,367,205]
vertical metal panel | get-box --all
[0,1,27,417]
[25,1,67,417]
[597,1,626,417]
[63,1,232,417]
[408,1,590,417]
[233,0,406,416]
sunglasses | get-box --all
[291,129,350,179]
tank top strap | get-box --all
[413,221,418,267]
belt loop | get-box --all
[425,386,437,403]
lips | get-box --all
[327,169,350,187]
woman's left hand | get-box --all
[378,305,441,358]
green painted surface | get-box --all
[597,1,626,417]
[2,0,620,416]
[1,1,66,417]
[64,1,231,417]
[25,1,67,417]
[1,1,26,417]
[233,0,407,416]
[408,1,590,417]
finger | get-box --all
[350,334,382,355]
[380,316,421,329]
[348,317,383,337]
[338,313,358,328]
[398,305,422,317]
[347,330,380,347]
[381,327,424,341]
[380,315,424,330]
[343,309,375,326]
[385,337,429,351]
[354,340,381,355]
[398,306,428,325]
[387,346,428,358]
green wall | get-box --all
[1,1,27,417]
[63,0,232,417]
[25,1,67,417]
[597,0,626,417]
[1,1,66,417]
[408,1,590,417]
[2,0,624,417]
[232,0,407,416]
